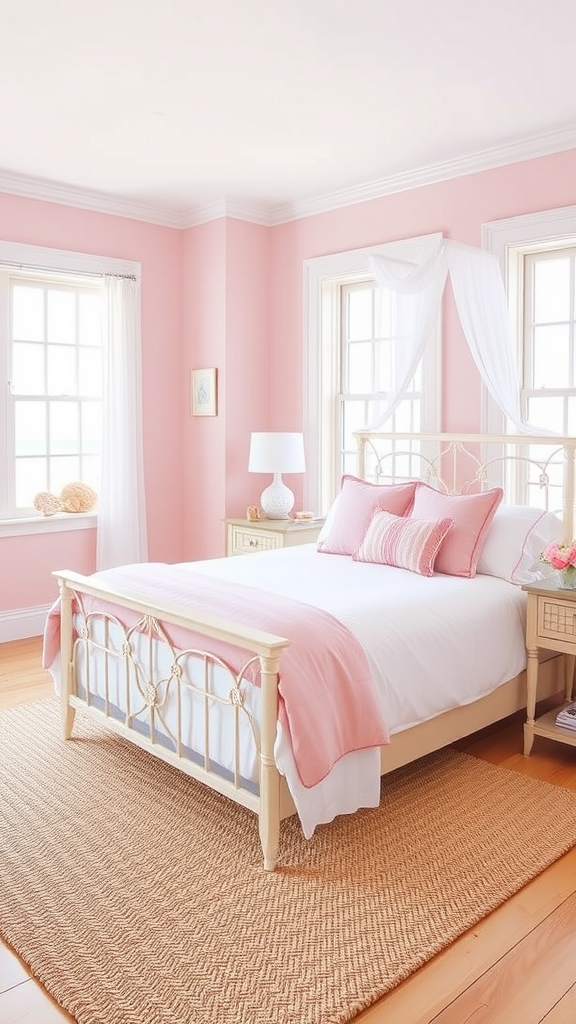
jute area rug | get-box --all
[3,702,576,1024]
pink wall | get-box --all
[2,529,96,611]
[182,218,227,561]
[223,219,271,519]
[181,217,271,560]
[3,145,576,631]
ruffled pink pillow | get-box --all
[354,510,454,576]
[317,476,417,556]
[409,483,503,578]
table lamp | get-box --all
[248,432,305,519]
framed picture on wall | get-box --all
[191,368,218,416]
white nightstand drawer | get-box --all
[224,517,324,556]
[229,525,280,555]
[537,595,576,645]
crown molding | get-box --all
[181,198,275,228]
[0,169,185,228]
[270,125,576,225]
[1,125,576,230]
[180,199,226,227]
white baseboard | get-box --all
[0,604,51,643]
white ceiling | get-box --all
[1,0,576,226]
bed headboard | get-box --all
[355,432,576,543]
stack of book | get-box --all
[556,702,576,732]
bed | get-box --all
[44,432,576,870]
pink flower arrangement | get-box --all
[541,541,576,570]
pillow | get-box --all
[316,494,340,546]
[354,510,454,576]
[476,505,564,585]
[409,483,503,578]
[317,476,417,556]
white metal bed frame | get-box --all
[53,433,576,870]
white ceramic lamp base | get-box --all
[260,473,294,519]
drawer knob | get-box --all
[249,538,259,547]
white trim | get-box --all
[0,169,184,229]
[2,126,576,230]
[181,199,275,229]
[0,239,140,279]
[0,603,53,643]
[180,199,227,227]
[276,127,576,226]
[482,204,576,432]
[482,204,576,273]
[0,513,97,538]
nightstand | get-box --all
[224,517,324,556]
[522,579,576,756]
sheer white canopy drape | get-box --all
[96,276,148,570]
[369,235,532,432]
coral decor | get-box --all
[34,483,98,516]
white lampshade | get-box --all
[248,432,305,519]
[248,432,305,474]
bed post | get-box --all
[565,440,576,542]
[259,651,283,871]
[58,578,76,740]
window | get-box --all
[304,237,440,515]
[0,240,140,537]
[340,279,422,465]
[483,206,576,514]
[2,272,104,519]
[521,247,576,434]
[483,204,576,434]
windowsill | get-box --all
[0,512,97,538]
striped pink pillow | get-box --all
[317,476,417,556]
[354,510,454,576]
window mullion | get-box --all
[0,274,13,515]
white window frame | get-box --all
[303,235,441,514]
[0,240,139,538]
[482,204,576,433]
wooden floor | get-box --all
[2,639,576,1024]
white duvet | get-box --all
[183,543,527,835]
[187,543,528,734]
[53,545,528,839]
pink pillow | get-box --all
[317,476,417,556]
[354,510,454,576]
[409,483,503,578]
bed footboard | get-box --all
[54,570,291,871]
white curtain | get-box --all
[368,235,448,427]
[97,276,148,570]
[369,236,534,433]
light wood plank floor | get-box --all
[1,637,576,1024]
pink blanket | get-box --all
[43,563,389,788]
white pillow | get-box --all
[476,505,564,585]
[316,494,340,546]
